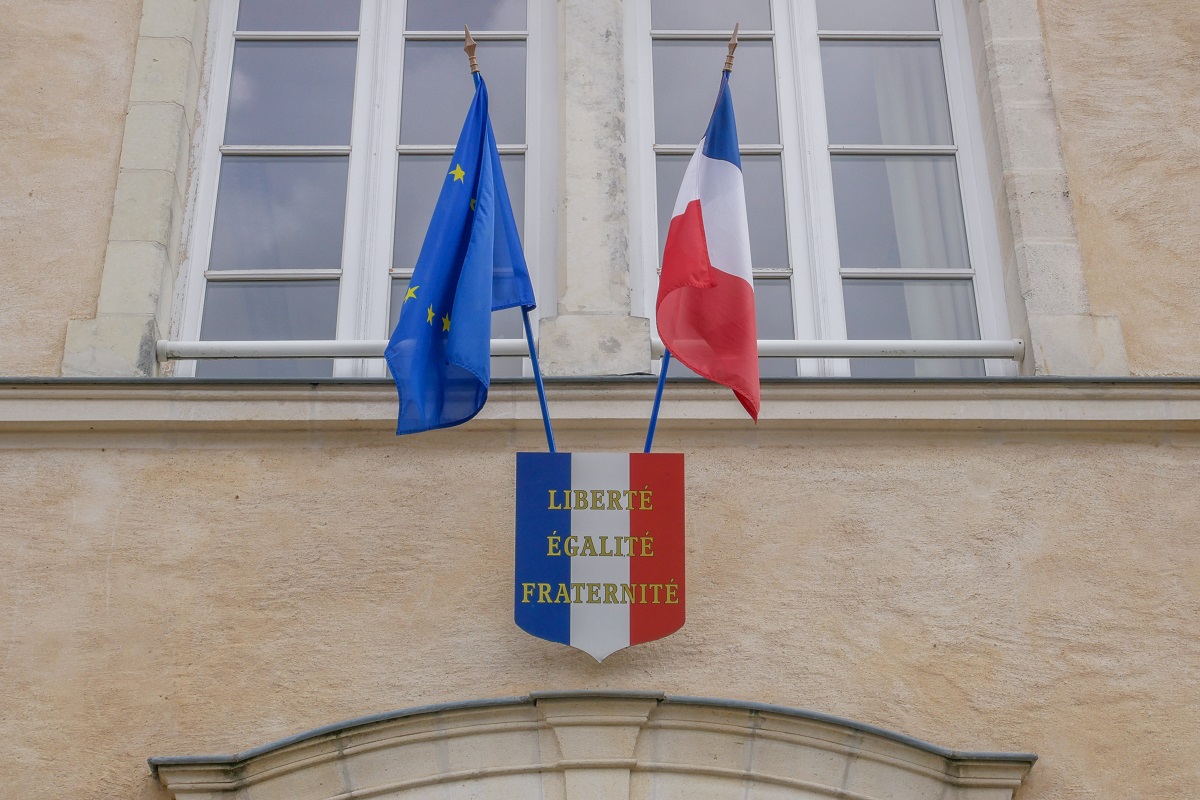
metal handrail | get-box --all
[156,338,1025,361]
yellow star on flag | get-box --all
[450,164,466,182]
[442,314,451,332]
[404,285,418,303]
[469,198,476,211]
[427,305,435,324]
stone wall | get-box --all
[1,419,1196,798]
[0,0,141,375]
[1040,0,1200,375]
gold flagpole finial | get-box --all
[464,25,480,74]
[724,23,740,73]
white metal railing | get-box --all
[156,339,1025,361]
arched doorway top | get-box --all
[151,691,1036,800]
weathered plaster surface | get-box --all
[0,432,1196,798]
[0,0,142,376]
[1039,0,1200,375]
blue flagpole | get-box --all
[644,349,671,453]
[521,307,556,453]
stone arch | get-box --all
[151,692,1035,799]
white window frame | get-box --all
[173,0,557,378]
[625,0,1015,378]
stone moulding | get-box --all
[149,692,1036,800]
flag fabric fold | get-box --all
[655,71,760,420]
[385,73,536,435]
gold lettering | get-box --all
[574,490,589,509]
[546,535,562,557]
[640,536,655,557]
[538,584,553,603]
[564,536,579,557]
[548,490,564,510]
[614,537,626,557]
[650,583,662,604]
[640,488,654,510]
[607,490,622,510]
[521,583,536,603]
[598,536,614,557]
[591,489,604,509]
[580,536,597,557]
[572,583,586,603]
[555,583,571,603]
[604,584,618,604]
[588,583,602,603]
[623,489,635,509]
[665,581,679,605]
[639,584,648,604]
[621,584,636,604]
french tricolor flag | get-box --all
[656,71,760,420]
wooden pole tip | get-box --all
[724,23,740,73]
[464,25,480,74]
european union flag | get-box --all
[385,73,536,434]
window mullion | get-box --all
[785,0,851,377]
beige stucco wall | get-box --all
[0,1,141,375]
[1040,0,1200,375]
[1,425,1196,798]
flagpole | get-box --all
[643,350,671,453]
[522,307,556,453]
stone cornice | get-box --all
[1,378,1199,434]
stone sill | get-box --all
[1,377,1199,435]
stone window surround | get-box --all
[149,691,1036,800]
[60,0,1130,379]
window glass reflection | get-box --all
[816,0,938,32]
[197,280,338,378]
[831,155,969,270]
[406,0,526,31]
[237,0,360,32]
[843,279,982,377]
[225,42,356,146]
[653,41,778,144]
[210,156,348,270]
[651,0,770,31]
[821,41,952,146]
[400,41,526,145]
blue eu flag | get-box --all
[385,73,536,434]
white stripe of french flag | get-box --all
[656,71,760,420]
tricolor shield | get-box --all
[514,452,685,661]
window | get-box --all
[629,0,1013,378]
[175,0,554,378]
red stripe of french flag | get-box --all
[656,71,760,421]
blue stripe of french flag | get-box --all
[656,71,760,420]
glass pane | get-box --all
[816,0,938,31]
[656,155,787,270]
[651,0,770,31]
[197,280,339,378]
[667,277,791,378]
[653,40,778,144]
[755,277,796,377]
[406,0,526,31]
[831,155,969,270]
[388,279,525,378]
[210,156,348,270]
[400,41,525,145]
[225,42,356,146]
[843,278,983,377]
[237,0,360,31]
[393,155,524,271]
[821,42,952,146]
